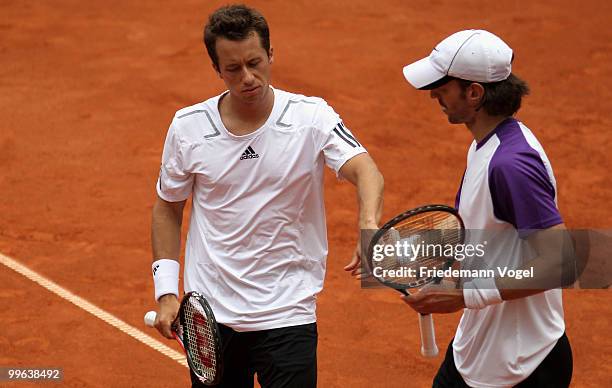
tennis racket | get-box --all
[145,292,223,385]
[366,204,465,357]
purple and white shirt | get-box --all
[454,118,565,387]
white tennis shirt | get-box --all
[156,87,366,331]
[455,118,565,387]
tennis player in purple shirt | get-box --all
[401,30,575,387]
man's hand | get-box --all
[401,281,465,314]
[155,294,180,339]
[345,222,379,280]
[344,242,367,279]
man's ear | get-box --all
[468,83,485,106]
[268,47,274,64]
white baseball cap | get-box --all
[403,29,513,89]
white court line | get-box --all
[0,252,187,368]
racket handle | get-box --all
[418,313,439,357]
[144,311,157,327]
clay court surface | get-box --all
[1,0,610,386]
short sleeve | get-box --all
[314,101,367,176]
[489,152,562,236]
[156,121,194,202]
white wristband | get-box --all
[152,259,180,301]
[463,278,503,310]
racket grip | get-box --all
[418,313,439,357]
[144,311,157,327]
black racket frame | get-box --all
[366,204,466,294]
[179,291,223,386]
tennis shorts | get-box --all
[432,332,572,388]
[190,322,317,388]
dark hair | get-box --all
[203,4,270,70]
[457,74,530,116]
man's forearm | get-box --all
[338,154,384,229]
[491,225,576,301]
[151,198,185,260]
[495,251,576,301]
[356,164,384,228]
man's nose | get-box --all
[242,67,255,84]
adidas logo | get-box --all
[240,146,260,160]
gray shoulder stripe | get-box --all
[177,109,207,119]
[276,99,317,127]
[203,110,221,139]
[176,109,221,139]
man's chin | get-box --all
[241,94,263,104]
[447,116,464,125]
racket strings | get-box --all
[396,212,461,235]
[373,211,463,287]
[183,298,217,380]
